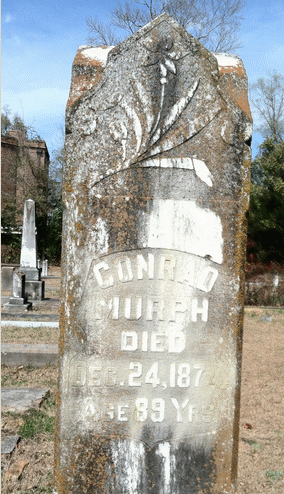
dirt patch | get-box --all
[1,325,59,345]
[238,308,284,493]
[1,367,57,493]
[1,308,284,493]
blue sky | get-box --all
[2,0,284,159]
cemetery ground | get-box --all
[1,270,284,493]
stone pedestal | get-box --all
[25,280,45,300]
[21,266,45,300]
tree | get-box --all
[248,138,284,264]
[1,108,64,264]
[87,0,244,52]
[42,143,64,263]
[1,105,12,135]
[247,72,284,265]
[1,110,50,262]
[1,109,48,221]
[250,72,284,142]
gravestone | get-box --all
[1,266,15,291]
[19,199,44,300]
[1,435,21,455]
[42,260,49,277]
[4,269,32,311]
[54,14,252,494]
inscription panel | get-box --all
[62,248,235,444]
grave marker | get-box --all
[54,14,252,493]
[42,260,49,277]
[4,269,32,311]
[20,199,44,300]
[20,199,37,270]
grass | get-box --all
[3,408,55,440]
[242,438,263,454]
[19,392,56,440]
[1,325,59,344]
[266,470,283,481]
[2,375,28,386]
[251,443,262,454]
[42,395,56,411]
[20,472,53,493]
[21,487,53,494]
[19,409,55,439]
[42,379,57,388]
[2,392,56,441]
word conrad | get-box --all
[87,252,219,325]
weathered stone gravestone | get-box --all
[4,200,44,309]
[42,260,49,277]
[20,199,44,300]
[54,14,252,494]
[20,199,37,269]
[4,269,32,311]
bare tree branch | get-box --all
[250,72,284,142]
[87,0,244,52]
[86,16,121,45]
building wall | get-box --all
[1,130,50,223]
[1,135,18,214]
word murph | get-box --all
[54,13,252,494]
[91,252,217,324]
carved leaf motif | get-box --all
[164,58,176,74]
[160,80,199,138]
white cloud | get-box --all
[5,14,14,23]
[4,35,21,46]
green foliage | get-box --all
[1,105,42,140]
[245,283,284,307]
[1,108,64,265]
[19,408,55,439]
[248,138,284,264]
[41,144,64,263]
[1,105,12,135]
[1,198,21,264]
[265,470,283,481]
[21,486,53,494]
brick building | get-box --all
[1,129,50,225]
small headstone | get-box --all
[54,14,252,493]
[1,435,21,455]
[273,275,279,287]
[1,388,50,413]
[1,343,58,367]
[20,199,37,270]
[1,266,14,291]
[12,270,25,299]
[261,315,272,322]
[4,269,32,311]
[42,260,48,277]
